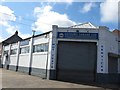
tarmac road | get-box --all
[0,68,119,89]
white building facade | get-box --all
[1,23,120,84]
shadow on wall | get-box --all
[0,55,2,68]
[4,53,10,69]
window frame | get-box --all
[33,43,49,53]
[10,48,17,55]
[20,46,30,54]
[4,50,9,55]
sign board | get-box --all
[57,32,98,40]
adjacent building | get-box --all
[0,31,22,68]
[1,22,120,84]
[112,30,120,75]
[0,43,2,67]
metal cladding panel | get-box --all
[56,41,97,83]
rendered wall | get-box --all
[9,43,18,71]
[31,35,50,78]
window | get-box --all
[20,47,29,54]
[11,49,17,55]
[4,50,9,55]
[44,43,49,52]
[20,40,29,46]
[33,43,48,53]
[33,44,44,52]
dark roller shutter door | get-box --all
[108,56,118,73]
[56,41,97,83]
[108,56,118,83]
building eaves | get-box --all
[22,31,52,41]
[2,31,22,45]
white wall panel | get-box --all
[32,53,47,69]
[9,55,17,66]
[2,56,6,64]
[19,54,30,67]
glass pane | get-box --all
[41,44,44,52]
[44,43,48,52]
[11,49,17,55]
[20,47,29,54]
[33,43,48,53]
[4,50,9,55]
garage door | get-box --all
[108,56,118,83]
[56,41,97,83]
[108,56,118,73]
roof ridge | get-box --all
[71,22,97,28]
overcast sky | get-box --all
[0,0,119,42]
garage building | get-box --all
[1,22,120,84]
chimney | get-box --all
[15,31,18,35]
